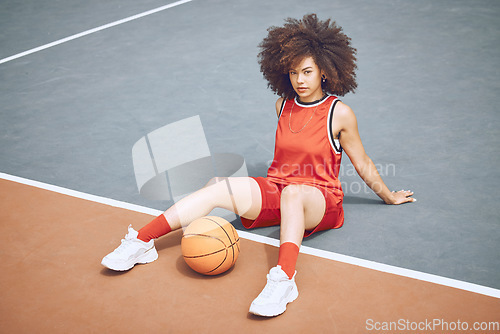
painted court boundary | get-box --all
[0,0,194,65]
[1,172,499,300]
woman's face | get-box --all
[288,56,324,103]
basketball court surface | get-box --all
[1,0,499,333]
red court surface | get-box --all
[0,178,499,333]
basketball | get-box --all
[181,216,240,275]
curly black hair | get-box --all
[258,14,357,99]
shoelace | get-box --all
[113,232,135,254]
[260,268,287,298]
[260,274,280,298]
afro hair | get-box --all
[258,14,357,99]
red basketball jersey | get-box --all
[267,95,343,197]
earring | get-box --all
[322,75,327,83]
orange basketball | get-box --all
[181,216,240,275]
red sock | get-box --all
[137,214,172,242]
[277,242,300,279]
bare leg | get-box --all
[162,177,262,231]
[279,184,326,246]
[249,184,325,317]
[102,177,261,271]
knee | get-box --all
[281,184,320,204]
[204,177,227,188]
[281,184,304,203]
[201,177,236,206]
[199,177,226,203]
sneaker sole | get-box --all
[249,284,299,317]
[101,247,159,271]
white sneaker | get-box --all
[249,265,299,317]
[101,225,158,271]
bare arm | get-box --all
[275,97,284,117]
[335,102,415,204]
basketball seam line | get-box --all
[205,217,238,266]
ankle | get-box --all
[277,242,300,279]
[137,214,172,242]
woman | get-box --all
[102,14,415,317]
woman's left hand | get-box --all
[386,190,416,205]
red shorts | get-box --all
[240,177,344,237]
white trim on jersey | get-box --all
[277,99,286,119]
[327,99,342,155]
[294,95,331,108]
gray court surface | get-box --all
[1,0,499,290]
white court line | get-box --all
[0,0,194,65]
[1,171,499,299]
